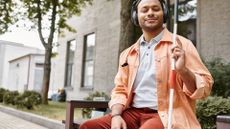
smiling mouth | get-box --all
[146,19,157,22]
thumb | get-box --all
[121,120,127,129]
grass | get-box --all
[0,101,83,121]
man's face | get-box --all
[137,0,164,32]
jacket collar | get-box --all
[130,28,173,54]
[161,28,173,43]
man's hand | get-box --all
[171,37,196,93]
[111,115,127,129]
[111,104,126,129]
[171,37,186,73]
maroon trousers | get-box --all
[79,108,164,129]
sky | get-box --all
[0,0,44,50]
[0,28,45,49]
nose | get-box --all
[147,9,154,17]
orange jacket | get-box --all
[109,28,213,129]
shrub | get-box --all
[15,90,42,109]
[3,91,19,105]
[21,90,42,105]
[205,58,230,98]
[15,95,25,108]
[81,91,110,118]
[196,96,230,129]
[0,88,9,102]
[84,91,110,101]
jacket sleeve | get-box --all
[181,39,214,100]
[108,51,129,109]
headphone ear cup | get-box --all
[132,10,139,26]
[131,0,139,26]
[162,2,169,23]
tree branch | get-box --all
[37,0,47,48]
[47,0,57,50]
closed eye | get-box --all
[152,6,161,11]
[140,7,148,13]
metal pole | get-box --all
[167,0,178,129]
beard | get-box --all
[139,20,164,33]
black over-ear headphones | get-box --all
[131,0,168,26]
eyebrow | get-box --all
[139,3,161,9]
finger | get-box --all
[122,121,127,129]
[176,37,182,48]
[171,46,181,53]
[171,54,176,60]
[172,49,184,60]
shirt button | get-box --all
[155,59,160,62]
[158,80,162,83]
[159,101,162,105]
[148,46,151,49]
[146,53,149,56]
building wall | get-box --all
[0,41,44,88]
[54,0,121,100]
[27,55,44,92]
[8,56,29,92]
[49,58,59,96]
[0,44,5,86]
[7,54,44,93]
[197,0,230,62]
[52,0,230,100]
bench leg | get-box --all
[65,101,74,129]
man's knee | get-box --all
[79,115,111,129]
[78,120,95,129]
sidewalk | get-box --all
[0,111,48,129]
[0,105,64,129]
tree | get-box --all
[0,0,17,34]
[19,0,93,104]
[119,0,141,54]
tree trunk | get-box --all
[38,0,57,104]
[41,48,52,104]
[166,0,172,31]
[119,0,141,54]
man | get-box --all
[79,0,213,129]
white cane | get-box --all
[167,0,178,129]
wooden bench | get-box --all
[64,100,109,129]
[216,115,230,129]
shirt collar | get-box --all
[140,30,164,46]
[131,28,173,54]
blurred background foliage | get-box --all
[196,58,230,129]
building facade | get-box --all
[0,40,44,89]
[197,0,230,62]
[52,0,121,100]
[8,54,44,93]
[52,0,230,100]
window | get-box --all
[34,69,43,92]
[82,33,96,88]
[65,39,76,87]
[34,63,44,92]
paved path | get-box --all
[0,111,49,129]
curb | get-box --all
[0,105,64,129]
